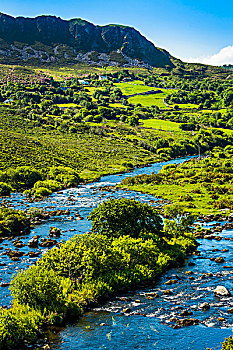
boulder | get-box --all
[176,318,199,327]
[122,308,131,313]
[28,236,39,248]
[49,227,61,237]
[40,238,57,247]
[199,302,210,310]
[180,310,193,316]
[214,286,231,297]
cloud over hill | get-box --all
[186,45,233,66]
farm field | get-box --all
[140,118,182,131]
[128,92,168,108]
[114,82,155,95]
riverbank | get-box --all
[120,148,233,217]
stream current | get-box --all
[0,156,233,349]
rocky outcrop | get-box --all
[0,13,173,67]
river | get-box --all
[0,156,232,349]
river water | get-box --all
[0,156,233,349]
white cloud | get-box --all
[185,45,233,66]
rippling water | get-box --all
[1,156,233,349]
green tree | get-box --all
[88,198,163,238]
[163,203,195,237]
[224,89,233,107]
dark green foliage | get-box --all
[0,166,43,190]
[88,198,163,238]
[0,182,12,196]
[0,207,30,236]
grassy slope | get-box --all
[120,152,233,216]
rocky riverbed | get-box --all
[1,155,233,349]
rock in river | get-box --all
[214,286,231,297]
[49,227,61,237]
[28,236,39,248]
[199,302,210,310]
[176,318,199,327]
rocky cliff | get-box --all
[0,13,173,67]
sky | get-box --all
[1,0,233,65]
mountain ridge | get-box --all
[0,13,174,68]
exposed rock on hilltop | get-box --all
[0,13,173,68]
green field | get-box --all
[128,94,166,108]
[114,82,154,95]
[175,102,199,109]
[56,103,78,108]
[140,118,182,131]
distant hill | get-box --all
[0,13,174,68]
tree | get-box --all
[163,204,195,237]
[224,89,233,107]
[88,198,163,238]
[127,115,139,126]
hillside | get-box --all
[0,13,173,68]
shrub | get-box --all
[34,187,52,198]
[0,207,30,236]
[33,180,61,191]
[88,198,163,238]
[213,198,233,209]
[10,266,73,312]
[221,336,233,350]
[6,166,43,190]
[0,303,43,349]
[0,182,12,196]
[48,166,80,187]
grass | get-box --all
[56,103,78,108]
[108,102,125,108]
[120,151,233,216]
[114,82,155,96]
[140,118,182,132]
[128,93,166,108]
[123,183,216,215]
[212,127,233,135]
[174,103,199,109]
[128,88,172,108]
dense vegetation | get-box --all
[0,63,232,200]
[0,61,233,349]
[0,199,196,349]
[121,146,233,215]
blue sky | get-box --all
[1,0,233,64]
